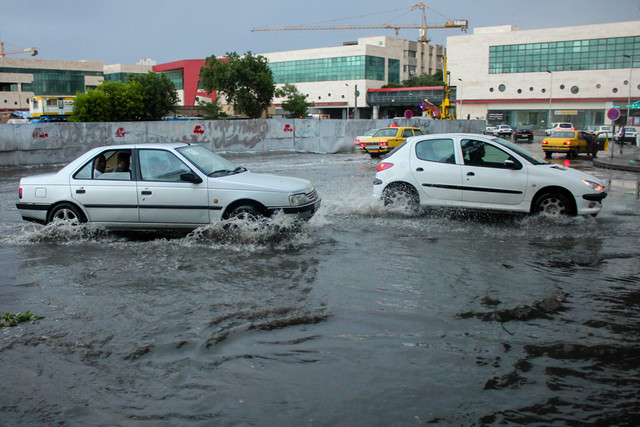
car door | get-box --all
[409,137,462,201]
[460,138,528,206]
[71,149,140,223]
[136,148,210,226]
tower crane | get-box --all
[251,3,468,44]
[0,42,38,58]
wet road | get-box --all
[1,141,640,425]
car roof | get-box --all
[89,142,194,152]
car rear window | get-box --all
[559,124,572,128]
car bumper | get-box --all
[269,200,321,220]
[16,202,50,223]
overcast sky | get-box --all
[2,0,639,65]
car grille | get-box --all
[306,188,319,202]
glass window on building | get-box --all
[388,58,400,84]
[162,69,184,90]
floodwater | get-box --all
[1,148,640,425]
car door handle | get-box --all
[141,190,152,195]
[416,167,424,172]
[467,172,475,176]
[75,189,86,194]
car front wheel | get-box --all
[48,203,85,224]
[382,183,420,211]
[533,193,574,216]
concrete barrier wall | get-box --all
[0,118,483,166]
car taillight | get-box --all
[570,127,575,131]
[543,140,548,145]
[359,142,366,147]
[18,188,22,199]
[355,139,360,143]
[563,141,571,146]
[380,141,388,147]
[377,162,394,172]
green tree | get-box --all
[128,72,179,120]
[199,52,275,119]
[197,97,228,120]
[275,83,314,118]
[71,81,144,122]
[70,72,177,122]
[382,70,444,89]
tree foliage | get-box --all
[70,72,177,122]
[275,83,314,118]
[382,70,444,89]
[197,98,228,120]
[199,52,275,119]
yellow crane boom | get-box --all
[251,3,468,44]
[0,42,38,58]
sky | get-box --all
[2,0,640,65]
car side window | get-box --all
[140,149,191,182]
[415,139,456,164]
[462,139,516,168]
[403,129,413,138]
[73,150,119,180]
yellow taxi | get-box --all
[542,130,608,158]
[358,126,424,158]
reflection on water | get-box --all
[1,157,640,425]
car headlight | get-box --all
[290,192,311,206]
[581,179,605,192]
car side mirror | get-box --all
[180,172,203,184]
[504,159,521,170]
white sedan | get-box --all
[372,133,607,216]
[17,143,320,230]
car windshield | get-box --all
[490,137,547,165]
[176,144,244,176]
[373,128,399,137]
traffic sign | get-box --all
[607,107,621,121]
[404,109,413,119]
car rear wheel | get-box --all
[382,183,420,211]
[48,203,85,225]
[533,192,574,216]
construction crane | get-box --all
[251,3,468,44]
[0,42,38,58]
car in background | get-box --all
[512,126,534,142]
[372,133,607,217]
[358,126,424,158]
[594,125,612,140]
[545,122,575,135]
[617,126,638,144]
[485,125,497,135]
[354,129,377,146]
[492,125,513,137]
[542,130,608,158]
[16,143,321,230]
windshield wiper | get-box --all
[209,166,247,177]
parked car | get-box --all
[512,126,534,142]
[354,129,377,146]
[594,125,612,140]
[545,122,575,135]
[492,125,513,137]
[542,130,608,158]
[372,133,606,217]
[16,143,321,230]
[358,126,424,158]
[617,126,638,144]
[484,125,497,135]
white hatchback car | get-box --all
[372,133,607,216]
[17,143,320,230]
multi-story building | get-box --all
[263,36,446,119]
[447,21,640,129]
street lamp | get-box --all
[457,78,463,119]
[546,70,552,128]
[344,83,350,119]
[623,53,634,126]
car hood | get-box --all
[208,171,312,193]
[540,163,603,183]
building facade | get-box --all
[262,36,445,119]
[447,21,640,129]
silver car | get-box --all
[16,143,320,230]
